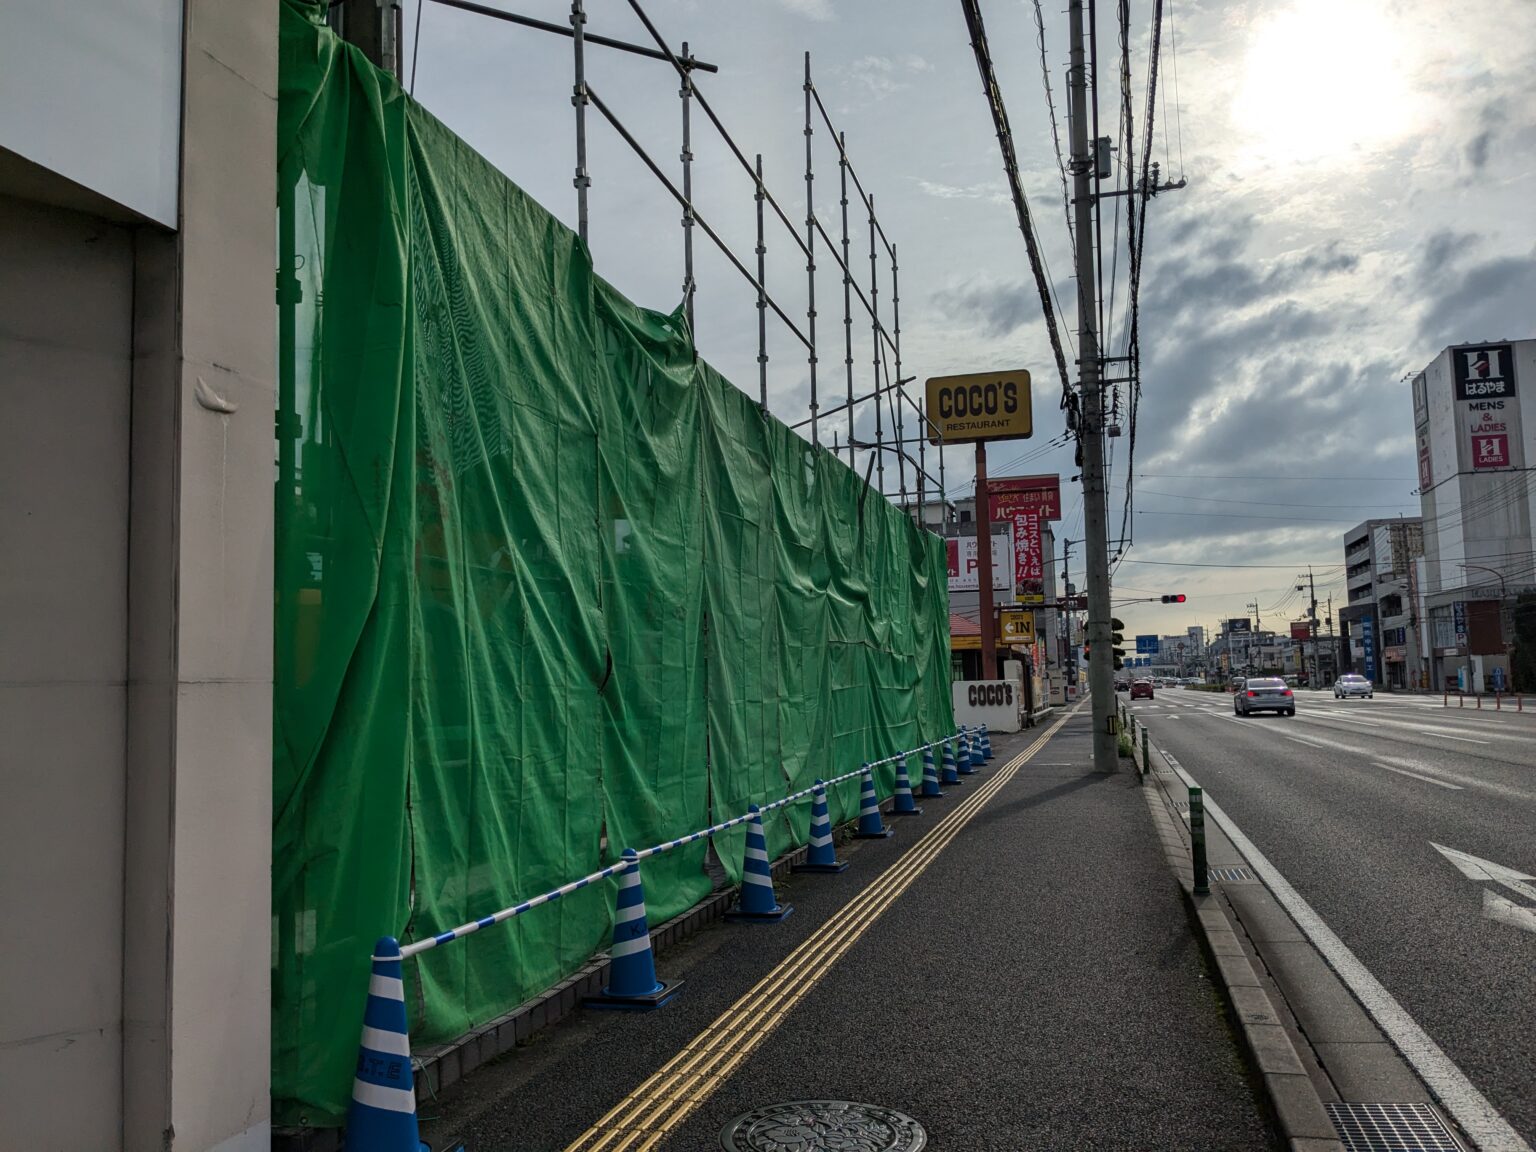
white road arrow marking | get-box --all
[1432,843,1536,936]
[1483,890,1536,935]
[1431,842,1536,901]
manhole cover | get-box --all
[1326,1102,1464,1151]
[721,1100,927,1151]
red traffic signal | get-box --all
[1160,594,1187,603]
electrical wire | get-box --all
[1031,0,1074,261]
[958,0,1079,424]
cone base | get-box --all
[891,804,924,816]
[940,777,965,786]
[792,859,849,873]
[854,826,895,840]
[919,788,946,799]
[724,902,794,924]
[585,977,685,1011]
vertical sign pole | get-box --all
[803,54,819,445]
[976,442,998,680]
[755,154,768,410]
[680,43,695,337]
[571,0,590,244]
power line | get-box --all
[959,0,1078,423]
[1031,0,1073,261]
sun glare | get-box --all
[1232,1,1416,167]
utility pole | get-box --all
[1069,0,1116,770]
[1247,600,1262,674]
[1296,568,1319,687]
[1061,539,1077,696]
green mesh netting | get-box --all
[273,0,952,1126]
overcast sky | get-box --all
[405,0,1536,639]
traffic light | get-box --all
[1160,593,1187,603]
[1110,617,1126,671]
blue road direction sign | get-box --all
[1136,635,1159,654]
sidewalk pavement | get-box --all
[420,706,1275,1151]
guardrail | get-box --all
[1442,690,1524,711]
[346,724,995,1149]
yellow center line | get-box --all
[564,707,1078,1151]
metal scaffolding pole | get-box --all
[755,153,768,409]
[803,54,819,444]
[571,0,589,243]
[839,132,855,468]
[869,193,884,495]
[895,242,921,510]
[679,40,696,336]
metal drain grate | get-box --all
[1326,1103,1463,1151]
[722,1101,926,1151]
[1210,866,1255,882]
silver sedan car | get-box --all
[1234,677,1296,716]
[1333,674,1373,699]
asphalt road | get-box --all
[1128,687,1536,1146]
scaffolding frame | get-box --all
[419,0,947,517]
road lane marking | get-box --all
[1375,762,1463,790]
[1418,730,1491,744]
[1283,735,1328,748]
[562,708,1078,1151]
[1162,757,1531,1152]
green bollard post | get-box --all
[1189,786,1209,895]
[1141,726,1150,776]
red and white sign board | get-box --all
[987,474,1062,519]
[945,531,1014,592]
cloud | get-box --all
[774,0,834,21]
[915,179,1009,204]
[1416,244,1536,348]
[842,54,935,101]
[930,278,1047,339]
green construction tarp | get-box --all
[273,0,952,1126]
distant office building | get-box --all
[1339,518,1424,691]
[1411,340,1536,690]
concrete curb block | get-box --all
[1139,753,1345,1152]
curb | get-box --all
[1139,753,1346,1152]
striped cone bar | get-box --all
[345,937,428,1152]
[891,755,922,815]
[587,849,683,1009]
[854,765,895,839]
[981,724,995,760]
[941,740,963,785]
[793,781,849,873]
[920,746,946,797]
[726,806,793,923]
[957,729,977,775]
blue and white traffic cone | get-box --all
[920,746,945,797]
[345,937,428,1152]
[725,806,793,923]
[891,755,922,815]
[854,765,895,839]
[981,724,995,761]
[957,729,977,775]
[941,739,963,785]
[586,850,683,1009]
[793,781,849,873]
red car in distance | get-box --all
[1129,679,1155,700]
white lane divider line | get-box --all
[1375,762,1464,790]
[1285,735,1327,748]
[1419,730,1492,744]
[1163,759,1530,1152]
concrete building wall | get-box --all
[0,2,275,1148]
[0,195,135,1149]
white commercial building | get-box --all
[1412,340,1536,690]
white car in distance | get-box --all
[1333,674,1373,699]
